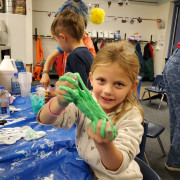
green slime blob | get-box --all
[59,72,117,139]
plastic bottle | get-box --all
[11,72,20,95]
[0,86,10,119]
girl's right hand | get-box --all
[40,74,50,90]
[55,74,77,106]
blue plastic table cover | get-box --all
[0,92,93,180]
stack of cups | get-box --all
[18,72,32,97]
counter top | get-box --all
[0,45,11,50]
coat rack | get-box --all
[33,28,52,41]
[32,9,158,22]
[125,33,156,43]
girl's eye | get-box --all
[115,82,124,87]
[97,78,105,83]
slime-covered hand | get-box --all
[59,72,117,139]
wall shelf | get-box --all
[0,46,11,63]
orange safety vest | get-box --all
[36,36,44,64]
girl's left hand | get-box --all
[87,119,115,144]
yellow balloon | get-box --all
[90,8,105,24]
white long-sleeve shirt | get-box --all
[37,93,143,180]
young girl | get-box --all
[37,41,144,180]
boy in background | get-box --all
[50,10,93,89]
[40,0,95,89]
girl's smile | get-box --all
[101,96,115,103]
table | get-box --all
[0,94,93,180]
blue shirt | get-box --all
[56,46,64,54]
[65,47,94,90]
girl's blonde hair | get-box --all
[51,10,85,41]
[91,41,144,124]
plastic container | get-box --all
[0,55,18,92]
[0,55,17,72]
[0,86,10,119]
[29,92,45,114]
[18,72,32,97]
[11,72,20,95]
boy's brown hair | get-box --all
[51,10,85,41]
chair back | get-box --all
[152,75,165,90]
[135,157,161,180]
[137,121,148,160]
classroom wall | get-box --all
[0,0,173,76]
[0,13,26,62]
[154,2,173,75]
[32,0,173,76]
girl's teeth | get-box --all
[104,97,111,101]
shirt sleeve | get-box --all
[112,107,144,173]
[94,107,144,176]
[56,46,64,54]
[37,103,80,130]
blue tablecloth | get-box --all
[0,95,92,180]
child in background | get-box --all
[49,10,93,90]
[40,0,96,89]
[37,41,144,180]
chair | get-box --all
[147,122,166,157]
[137,121,150,166]
[137,121,166,166]
[137,75,142,100]
[135,157,161,180]
[137,122,148,160]
[141,75,167,110]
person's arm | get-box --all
[87,120,123,171]
[40,49,61,89]
[87,110,144,172]
[39,75,76,124]
[39,96,65,124]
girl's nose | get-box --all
[104,84,112,95]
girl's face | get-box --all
[89,62,137,114]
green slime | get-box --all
[59,72,117,139]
